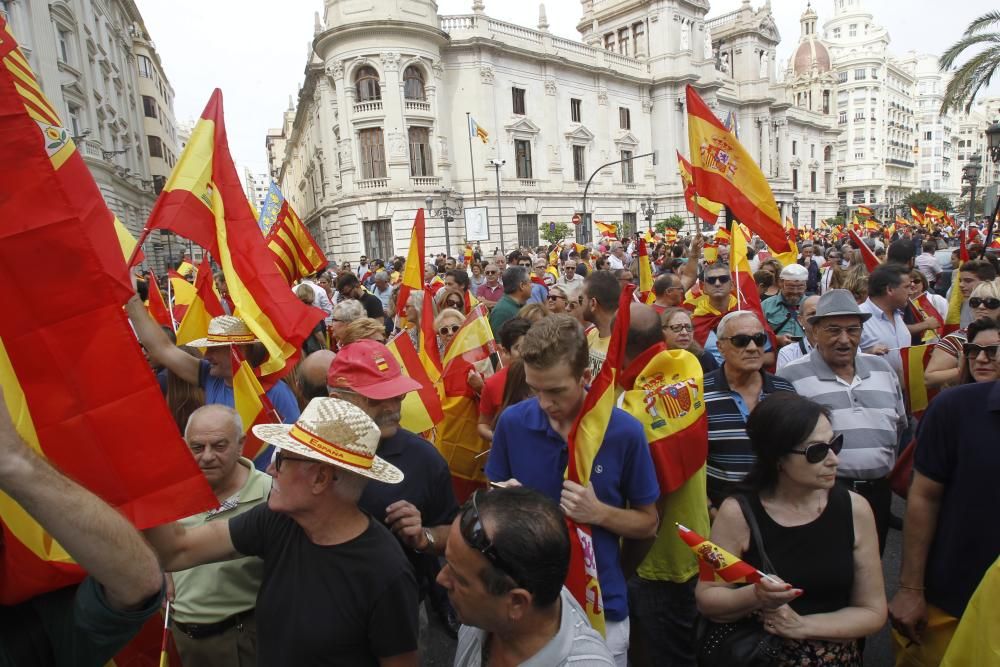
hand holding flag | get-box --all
[677,523,780,585]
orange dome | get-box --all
[793,37,831,75]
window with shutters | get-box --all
[570,98,581,122]
[512,87,526,115]
[355,66,381,102]
[403,66,425,100]
[573,145,586,181]
[516,214,539,248]
[408,127,432,176]
[363,219,393,260]
[358,128,387,179]
[619,107,631,130]
[514,140,532,179]
[621,150,634,183]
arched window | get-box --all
[403,66,425,100]
[824,145,833,162]
[355,66,381,102]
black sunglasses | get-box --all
[969,297,1000,310]
[789,433,844,464]
[720,332,767,348]
[460,490,521,585]
[705,275,731,285]
[438,324,461,336]
[274,450,316,472]
[963,342,1000,360]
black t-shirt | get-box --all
[229,505,418,666]
[359,292,385,319]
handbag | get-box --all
[695,494,783,667]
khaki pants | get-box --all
[172,612,257,667]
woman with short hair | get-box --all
[659,307,718,374]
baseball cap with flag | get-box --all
[327,339,422,400]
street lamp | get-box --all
[984,122,1000,255]
[640,198,656,233]
[489,159,506,255]
[962,153,982,225]
[425,190,463,257]
[791,195,800,228]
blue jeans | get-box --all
[627,575,698,667]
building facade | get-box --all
[268,0,840,261]
[243,168,270,215]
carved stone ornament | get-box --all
[388,130,407,159]
[339,138,353,167]
[544,78,557,96]
[432,60,444,79]
[327,61,343,79]
[380,52,400,71]
[480,65,495,84]
[597,87,608,106]
[642,98,653,113]
[438,136,449,160]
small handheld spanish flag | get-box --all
[677,523,773,584]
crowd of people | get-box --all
[4,222,1000,667]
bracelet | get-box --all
[898,584,925,592]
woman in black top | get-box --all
[695,393,886,666]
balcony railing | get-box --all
[353,100,383,114]
[517,179,537,187]
[411,176,440,187]
[357,178,388,189]
[405,100,430,112]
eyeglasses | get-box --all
[705,275,731,285]
[819,325,863,338]
[445,301,463,309]
[460,490,521,585]
[547,294,567,301]
[665,323,694,333]
[719,332,767,348]
[963,343,1000,360]
[274,450,317,472]
[563,266,576,271]
[970,297,1000,310]
[789,433,844,464]
[485,270,498,275]
[438,324,461,336]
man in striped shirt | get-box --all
[779,289,906,553]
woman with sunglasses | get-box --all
[925,279,1000,388]
[696,392,886,667]
[958,316,1000,385]
[659,307,719,374]
[435,308,485,396]
[439,287,468,315]
[545,285,569,314]
[906,269,948,344]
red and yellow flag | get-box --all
[944,230,969,334]
[677,151,723,225]
[857,205,874,218]
[386,331,444,435]
[168,269,197,325]
[909,294,944,342]
[677,524,766,584]
[146,271,174,329]
[231,348,279,464]
[176,256,226,346]
[901,344,938,417]
[637,238,654,304]
[925,205,945,220]
[848,228,881,272]
[397,209,427,318]
[266,200,327,285]
[0,16,215,604]
[176,255,195,277]
[686,85,788,254]
[135,90,323,380]
[911,207,925,226]
[464,244,474,268]
[595,221,618,238]
[564,285,635,635]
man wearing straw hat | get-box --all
[144,397,419,666]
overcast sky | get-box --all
[134,0,994,178]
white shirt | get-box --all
[297,280,333,324]
[859,298,911,374]
[607,254,625,271]
[776,337,813,371]
[559,274,584,286]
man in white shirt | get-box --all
[859,264,912,374]
[607,243,626,271]
[297,273,333,325]
[776,295,820,370]
[914,241,943,287]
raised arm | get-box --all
[125,294,201,385]
[681,234,703,291]
[0,390,163,610]
[143,518,241,573]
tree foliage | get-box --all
[540,221,572,245]
[939,11,1000,113]
[654,215,686,234]
[903,190,953,213]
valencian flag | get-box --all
[848,228,881,272]
[176,256,226,346]
[266,198,327,285]
[677,151,723,225]
[133,90,323,379]
[257,180,284,234]
[564,285,635,636]
[685,85,789,254]
[637,238,654,304]
[468,115,489,144]
[620,346,708,494]
[397,209,427,318]
[0,17,215,604]
[231,348,280,464]
[944,229,969,334]
[386,331,444,435]
[901,344,938,417]
[677,524,767,584]
[435,304,497,503]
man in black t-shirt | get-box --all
[337,272,385,320]
[144,398,419,667]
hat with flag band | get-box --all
[186,315,260,348]
[252,398,403,484]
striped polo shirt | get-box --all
[703,367,796,498]
[779,349,906,479]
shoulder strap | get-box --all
[734,494,778,577]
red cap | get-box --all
[327,340,422,400]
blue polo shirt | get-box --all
[487,398,660,622]
[914,380,1000,618]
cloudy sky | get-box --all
[134,0,994,178]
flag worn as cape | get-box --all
[0,17,215,604]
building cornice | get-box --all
[315,20,450,55]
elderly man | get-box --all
[442,487,614,666]
[559,260,584,286]
[171,405,271,666]
[145,398,419,666]
[761,263,809,346]
[704,310,795,507]
[800,244,820,294]
[298,349,337,401]
[651,273,685,313]
[488,266,532,335]
[0,390,165,665]
[776,294,820,370]
[371,271,393,311]
[607,242,627,270]
[779,289,906,553]
[475,263,503,308]
[528,259,549,304]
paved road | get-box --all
[420,495,906,667]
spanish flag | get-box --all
[909,294,943,342]
[146,271,174,329]
[940,556,1000,666]
[865,218,879,232]
[231,348,279,464]
[677,524,766,584]
[464,243,474,268]
[397,209,427,319]
[168,269,197,325]
[564,285,635,635]
[115,217,144,265]
[900,344,938,417]
[944,230,969,334]
[134,90,323,380]
[176,255,195,277]
[176,256,226,346]
[266,198,327,285]
[685,85,789,254]
[677,151,723,225]
[637,238,654,304]
[386,331,444,435]
[911,207,925,226]
[857,205,874,218]
[848,228,881,272]
[0,16,215,604]
[595,221,618,237]
[925,205,945,220]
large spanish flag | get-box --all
[168,269,197,325]
[944,230,969,334]
[677,523,766,584]
[135,90,323,380]
[637,237,654,304]
[677,150,723,225]
[900,344,938,417]
[266,198,327,285]
[564,285,635,636]
[176,256,226,346]
[397,209,427,318]
[0,17,215,604]
[386,331,444,435]
[686,85,788,254]
[231,349,279,464]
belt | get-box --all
[174,609,253,640]
[837,476,888,490]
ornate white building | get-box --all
[268,0,841,260]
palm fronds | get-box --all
[939,12,1000,113]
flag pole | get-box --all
[466,112,478,206]
[159,600,172,667]
[166,269,176,333]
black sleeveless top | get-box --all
[743,485,855,616]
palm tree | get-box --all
[940,11,1000,113]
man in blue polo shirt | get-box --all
[487,315,659,667]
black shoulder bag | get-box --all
[695,494,783,667]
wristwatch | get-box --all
[414,528,435,554]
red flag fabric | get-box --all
[146,271,173,329]
[266,200,327,284]
[677,524,766,584]
[386,331,444,434]
[848,228,881,272]
[397,210,427,318]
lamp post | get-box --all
[490,159,506,255]
[582,151,657,246]
[640,198,656,233]
[984,121,1000,255]
[791,195,800,229]
[424,190,463,257]
[962,153,982,226]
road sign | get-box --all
[571,213,581,225]
[548,222,556,232]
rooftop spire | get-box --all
[538,3,549,32]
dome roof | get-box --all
[793,37,831,75]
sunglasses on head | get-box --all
[705,275,731,285]
[963,342,1000,360]
[438,324,461,336]
[789,433,844,464]
[720,332,767,348]
[970,297,1000,310]
[460,490,522,585]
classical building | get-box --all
[243,168,270,214]
[132,24,178,193]
[268,0,840,261]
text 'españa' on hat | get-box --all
[252,398,403,484]
[186,315,260,348]
[807,289,872,325]
[326,339,422,400]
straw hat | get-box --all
[187,315,260,348]
[252,398,403,484]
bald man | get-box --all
[298,350,336,402]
